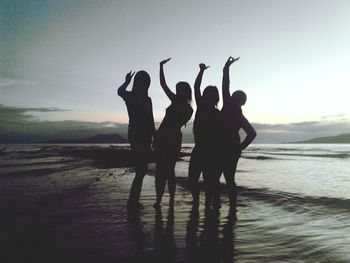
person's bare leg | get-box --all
[154,163,166,208]
[189,147,202,205]
[168,170,176,207]
[127,163,146,209]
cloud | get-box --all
[0,77,36,89]
[0,105,69,123]
[320,113,348,120]
[252,119,350,143]
[25,107,70,113]
[1,105,349,143]
[0,105,128,143]
[101,122,119,128]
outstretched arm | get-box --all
[194,63,209,104]
[117,71,135,98]
[159,58,176,101]
[222,56,239,106]
[240,115,257,150]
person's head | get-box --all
[132,70,151,97]
[176,81,192,103]
[202,86,219,108]
[231,90,247,106]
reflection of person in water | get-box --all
[222,208,237,262]
[188,63,223,209]
[153,58,193,208]
[127,208,146,261]
[117,70,155,209]
[186,203,237,262]
[154,206,176,262]
[221,56,257,210]
[186,203,200,262]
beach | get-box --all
[0,144,349,262]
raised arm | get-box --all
[222,56,239,106]
[240,115,257,150]
[194,63,209,104]
[117,71,134,98]
[159,58,176,101]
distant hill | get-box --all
[291,133,350,143]
[41,134,128,144]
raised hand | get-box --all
[125,70,135,84]
[160,58,171,65]
[159,57,175,100]
[199,63,210,71]
[224,56,240,69]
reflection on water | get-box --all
[2,144,350,262]
[127,204,237,263]
[186,204,237,263]
[127,208,146,261]
[154,206,176,262]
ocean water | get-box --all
[235,144,350,262]
[0,143,349,262]
[181,143,350,262]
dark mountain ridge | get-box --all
[291,133,350,143]
[41,133,128,144]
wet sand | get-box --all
[0,165,232,262]
[0,145,348,262]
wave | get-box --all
[247,147,303,152]
[238,186,350,213]
[260,152,350,159]
[0,157,76,168]
[174,177,350,213]
[0,160,92,177]
[0,147,7,156]
[241,155,278,160]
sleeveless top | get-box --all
[158,102,193,137]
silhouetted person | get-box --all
[221,56,257,209]
[153,58,193,208]
[117,70,155,209]
[188,63,223,209]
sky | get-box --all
[1,0,350,142]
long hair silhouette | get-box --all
[188,63,223,209]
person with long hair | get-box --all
[188,63,223,209]
[153,58,193,208]
[117,70,155,209]
[221,56,257,210]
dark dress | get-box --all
[155,101,193,174]
[154,99,193,204]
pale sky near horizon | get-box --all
[1,0,350,125]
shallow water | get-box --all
[239,144,350,200]
[0,143,349,262]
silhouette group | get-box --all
[117,57,256,212]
